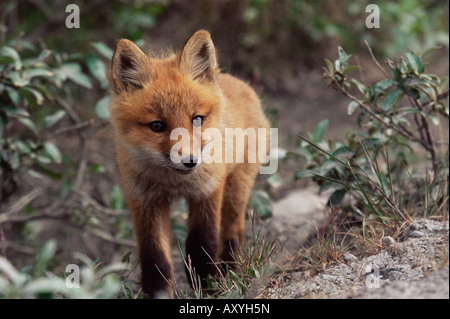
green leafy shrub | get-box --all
[0,31,136,299]
[293,45,449,220]
[0,39,93,198]
[0,240,128,299]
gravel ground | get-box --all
[267,213,449,299]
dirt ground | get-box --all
[265,192,449,299]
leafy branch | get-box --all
[293,45,448,223]
[323,45,448,173]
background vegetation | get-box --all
[0,0,448,298]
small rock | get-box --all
[322,274,337,281]
[425,223,443,232]
[372,252,391,269]
[389,270,403,281]
[382,236,396,247]
[409,230,425,238]
[343,253,358,263]
[364,264,373,275]
[397,264,412,272]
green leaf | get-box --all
[405,86,420,100]
[394,68,402,82]
[95,96,111,120]
[91,163,106,174]
[406,51,424,74]
[44,110,66,129]
[58,63,93,89]
[0,55,14,65]
[332,145,353,157]
[422,46,441,59]
[0,46,22,70]
[291,148,312,164]
[110,185,124,210]
[372,79,396,103]
[15,140,31,154]
[2,105,29,117]
[20,87,44,105]
[324,58,334,73]
[295,170,312,180]
[375,79,396,91]
[266,173,281,188]
[35,240,57,276]
[327,188,347,207]
[8,71,30,87]
[60,179,72,198]
[313,119,328,143]
[23,68,54,80]
[334,59,341,73]
[347,101,359,115]
[248,190,272,219]
[86,53,109,89]
[121,251,133,264]
[338,46,351,69]
[381,88,403,112]
[10,149,20,169]
[37,162,62,179]
[17,117,38,134]
[31,49,52,66]
[350,78,365,94]
[91,42,114,59]
[428,113,439,126]
[43,141,62,163]
[363,85,373,100]
[343,65,361,76]
[5,86,20,105]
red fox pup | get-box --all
[108,30,270,298]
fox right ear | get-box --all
[179,30,218,83]
[108,39,152,95]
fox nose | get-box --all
[182,155,198,168]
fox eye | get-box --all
[149,121,167,133]
[192,116,204,126]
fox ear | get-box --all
[179,30,218,83]
[108,39,152,94]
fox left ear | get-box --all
[108,39,152,95]
[179,30,218,83]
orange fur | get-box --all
[108,30,270,298]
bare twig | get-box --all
[355,136,411,222]
[422,90,449,109]
[72,134,88,192]
[411,96,439,173]
[0,208,68,225]
[48,119,95,139]
[3,241,36,255]
[334,84,421,144]
[364,40,390,77]
[73,190,129,217]
[87,228,135,248]
[55,97,81,123]
[0,225,6,256]
[0,187,42,216]
[71,121,105,192]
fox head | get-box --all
[108,30,224,175]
